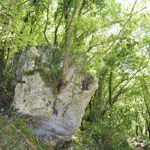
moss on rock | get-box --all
[24,69,51,87]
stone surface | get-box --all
[13,45,55,117]
[13,46,98,146]
[14,73,53,117]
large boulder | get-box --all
[13,46,98,146]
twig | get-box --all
[86,39,113,53]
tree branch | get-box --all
[59,0,141,94]
[112,78,127,92]
[109,71,112,106]
[112,69,140,103]
[100,6,146,30]
[105,0,138,53]
[44,3,50,45]
[75,0,138,72]
[54,11,63,45]
[112,57,148,103]
[79,0,87,16]
[62,0,79,83]
[86,39,113,53]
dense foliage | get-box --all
[0,0,150,149]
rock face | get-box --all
[13,46,98,146]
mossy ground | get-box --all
[0,113,144,150]
[0,114,100,150]
[0,114,50,150]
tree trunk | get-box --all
[61,0,79,84]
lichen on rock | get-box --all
[13,46,98,146]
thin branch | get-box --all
[79,0,87,16]
[112,57,148,103]
[83,9,90,15]
[86,44,102,52]
[109,71,112,106]
[86,39,113,53]
[54,11,63,45]
[112,78,127,92]
[112,68,140,103]
[77,31,88,40]
[131,6,146,17]
[32,23,45,35]
[75,28,98,42]
[44,3,50,45]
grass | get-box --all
[0,114,50,150]
[0,112,142,150]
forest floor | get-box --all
[0,112,149,150]
[0,114,51,150]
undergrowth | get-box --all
[61,120,131,150]
[0,114,50,150]
[0,113,131,150]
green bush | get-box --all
[62,120,131,150]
